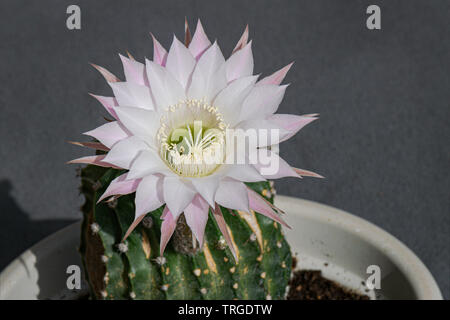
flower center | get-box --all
[157,99,227,177]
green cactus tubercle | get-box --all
[79,165,292,300]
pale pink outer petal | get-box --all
[232,25,249,54]
[212,204,238,262]
[160,206,178,256]
[150,33,168,66]
[123,214,146,241]
[238,84,288,121]
[67,155,122,169]
[293,168,324,178]
[97,173,141,203]
[91,63,120,82]
[190,176,220,208]
[214,179,249,212]
[68,141,109,152]
[103,136,149,169]
[225,41,253,82]
[83,121,130,148]
[188,20,212,59]
[89,94,118,119]
[267,114,318,143]
[184,195,210,246]
[247,188,290,228]
[257,62,294,86]
[163,177,196,218]
[166,36,196,89]
[119,54,148,86]
[127,149,173,180]
[135,174,165,218]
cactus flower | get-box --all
[70,20,322,260]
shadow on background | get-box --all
[0,179,77,271]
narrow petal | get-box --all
[98,173,141,203]
[123,214,147,241]
[293,168,324,178]
[150,33,168,66]
[83,121,130,148]
[119,54,147,86]
[188,20,212,59]
[163,177,196,218]
[103,136,149,169]
[68,141,109,152]
[114,107,159,145]
[166,35,196,89]
[236,119,289,147]
[247,188,290,228]
[239,84,288,121]
[267,114,318,143]
[226,41,253,82]
[232,25,249,54]
[184,195,209,246]
[67,155,122,169]
[257,62,294,86]
[127,149,172,179]
[109,82,154,110]
[212,204,238,262]
[184,17,192,47]
[160,207,178,256]
[214,179,249,212]
[89,94,118,119]
[135,174,165,217]
[91,63,120,82]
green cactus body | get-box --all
[79,165,292,300]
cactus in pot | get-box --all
[69,20,322,300]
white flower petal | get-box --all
[214,179,249,212]
[103,136,149,169]
[135,174,164,217]
[83,121,130,148]
[226,41,253,82]
[239,85,288,122]
[145,59,185,109]
[109,82,154,110]
[119,54,147,86]
[127,149,172,180]
[190,175,220,208]
[163,177,196,218]
[184,195,209,246]
[225,164,266,182]
[213,75,258,125]
[166,36,196,89]
[188,20,212,59]
[114,107,160,146]
[187,41,227,103]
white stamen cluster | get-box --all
[157,99,227,178]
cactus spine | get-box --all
[79,165,291,299]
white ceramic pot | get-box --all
[0,196,442,300]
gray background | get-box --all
[0,0,448,298]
